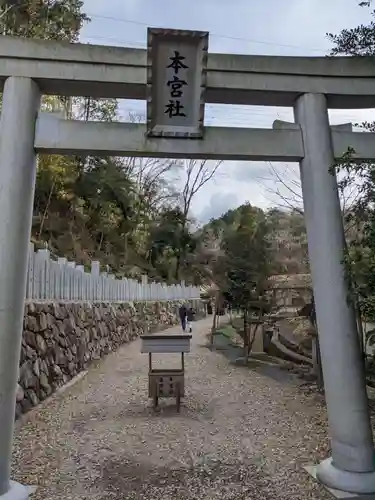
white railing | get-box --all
[26,243,200,302]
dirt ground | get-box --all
[11,316,331,500]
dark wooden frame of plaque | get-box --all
[146,27,209,139]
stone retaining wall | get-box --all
[16,300,204,417]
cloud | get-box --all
[232,161,272,182]
[80,0,374,217]
[198,192,239,223]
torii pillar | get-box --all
[0,77,40,500]
[285,93,375,494]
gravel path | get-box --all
[12,317,331,500]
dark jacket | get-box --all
[187,308,195,321]
[298,299,316,328]
[179,305,187,320]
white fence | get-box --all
[26,244,200,302]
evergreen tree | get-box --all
[0,0,89,40]
[328,1,375,357]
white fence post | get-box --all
[90,261,100,301]
[49,259,60,300]
[75,265,84,301]
[108,274,115,301]
[66,261,76,300]
[124,279,128,301]
[91,261,100,276]
[33,249,50,300]
[100,272,108,302]
[26,242,35,300]
[57,257,68,300]
[25,246,201,303]
[141,275,147,301]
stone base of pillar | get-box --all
[0,482,29,500]
[306,458,375,496]
[317,458,375,495]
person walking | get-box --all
[178,303,187,332]
[186,306,195,333]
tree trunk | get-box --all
[248,320,260,357]
[211,310,217,345]
[38,180,55,239]
[311,310,324,392]
[243,309,249,356]
[211,294,219,345]
[354,294,365,357]
[316,336,324,391]
[246,307,263,361]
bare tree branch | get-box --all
[255,161,361,236]
[180,159,223,218]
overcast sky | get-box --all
[80,0,374,222]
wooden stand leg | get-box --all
[153,394,158,410]
[176,384,181,413]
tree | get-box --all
[216,205,272,358]
[261,161,361,232]
[0,0,89,40]
[264,207,309,275]
[146,206,198,282]
[327,1,375,366]
[328,1,375,56]
[120,153,180,267]
[173,159,222,280]
[333,153,375,322]
[0,1,165,278]
[0,0,224,288]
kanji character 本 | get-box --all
[165,99,186,118]
[167,51,188,74]
[167,75,187,98]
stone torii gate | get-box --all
[1,32,375,499]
